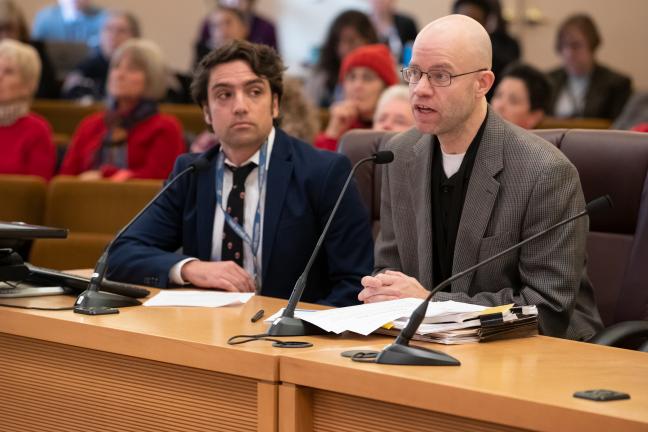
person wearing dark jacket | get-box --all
[107,41,373,307]
[548,13,631,120]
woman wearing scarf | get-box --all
[0,39,56,180]
[60,39,185,181]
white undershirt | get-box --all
[441,147,465,178]
[555,74,590,118]
[169,128,275,285]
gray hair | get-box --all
[0,39,41,96]
[110,39,167,100]
[374,84,410,123]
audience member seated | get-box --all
[106,40,373,306]
[59,39,185,181]
[304,10,378,108]
[195,0,277,60]
[452,0,520,99]
[0,40,55,180]
[548,13,632,121]
[194,5,248,67]
[368,0,418,63]
[372,84,414,132]
[491,63,551,129]
[0,0,59,98]
[31,0,107,49]
[280,76,320,144]
[62,10,139,102]
[314,44,397,152]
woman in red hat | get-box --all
[315,43,398,152]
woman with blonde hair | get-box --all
[0,39,56,180]
[60,39,185,180]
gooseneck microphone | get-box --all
[374,195,613,366]
[73,155,214,314]
[267,150,395,336]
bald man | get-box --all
[359,15,603,340]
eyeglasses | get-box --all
[401,67,488,87]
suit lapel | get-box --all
[196,148,219,261]
[409,134,434,289]
[262,130,293,282]
[452,110,504,292]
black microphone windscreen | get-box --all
[190,157,212,172]
[586,195,613,215]
[373,151,394,164]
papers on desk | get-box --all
[266,299,538,343]
[386,304,539,344]
[143,290,254,307]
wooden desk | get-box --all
[0,291,382,432]
[0,293,287,432]
[2,288,647,432]
[537,117,612,130]
[279,335,648,432]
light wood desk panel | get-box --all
[0,293,293,432]
[0,291,385,432]
[279,335,648,432]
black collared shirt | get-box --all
[431,114,488,287]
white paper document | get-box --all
[143,290,254,307]
[265,299,490,336]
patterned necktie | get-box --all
[222,162,257,267]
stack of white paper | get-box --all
[266,299,492,336]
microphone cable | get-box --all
[227,332,312,348]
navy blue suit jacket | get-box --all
[107,128,373,306]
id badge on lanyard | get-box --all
[215,141,268,290]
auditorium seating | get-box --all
[0,175,48,225]
[338,128,648,333]
[31,99,207,141]
[29,176,162,270]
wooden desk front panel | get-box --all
[280,337,648,432]
[0,332,269,432]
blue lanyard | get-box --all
[215,141,268,284]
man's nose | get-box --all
[232,92,248,114]
[411,75,434,96]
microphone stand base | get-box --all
[74,289,141,313]
[376,343,460,366]
[267,316,328,336]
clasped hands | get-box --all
[359,270,429,303]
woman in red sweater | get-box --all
[314,44,398,152]
[0,39,55,180]
[60,39,185,181]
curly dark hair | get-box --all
[191,39,285,109]
[500,62,551,112]
[317,10,378,94]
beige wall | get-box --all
[20,0,648,90]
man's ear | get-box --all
[202,104,212,126]
[475,70,495,98]
[271,94,279,119]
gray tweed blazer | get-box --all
[375,108,603,340]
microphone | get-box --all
[373,195,613,366]
[267,150,395,336]
[73,154,214,314]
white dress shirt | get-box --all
[169,128,275,286]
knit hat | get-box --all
[339,44,398,86]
